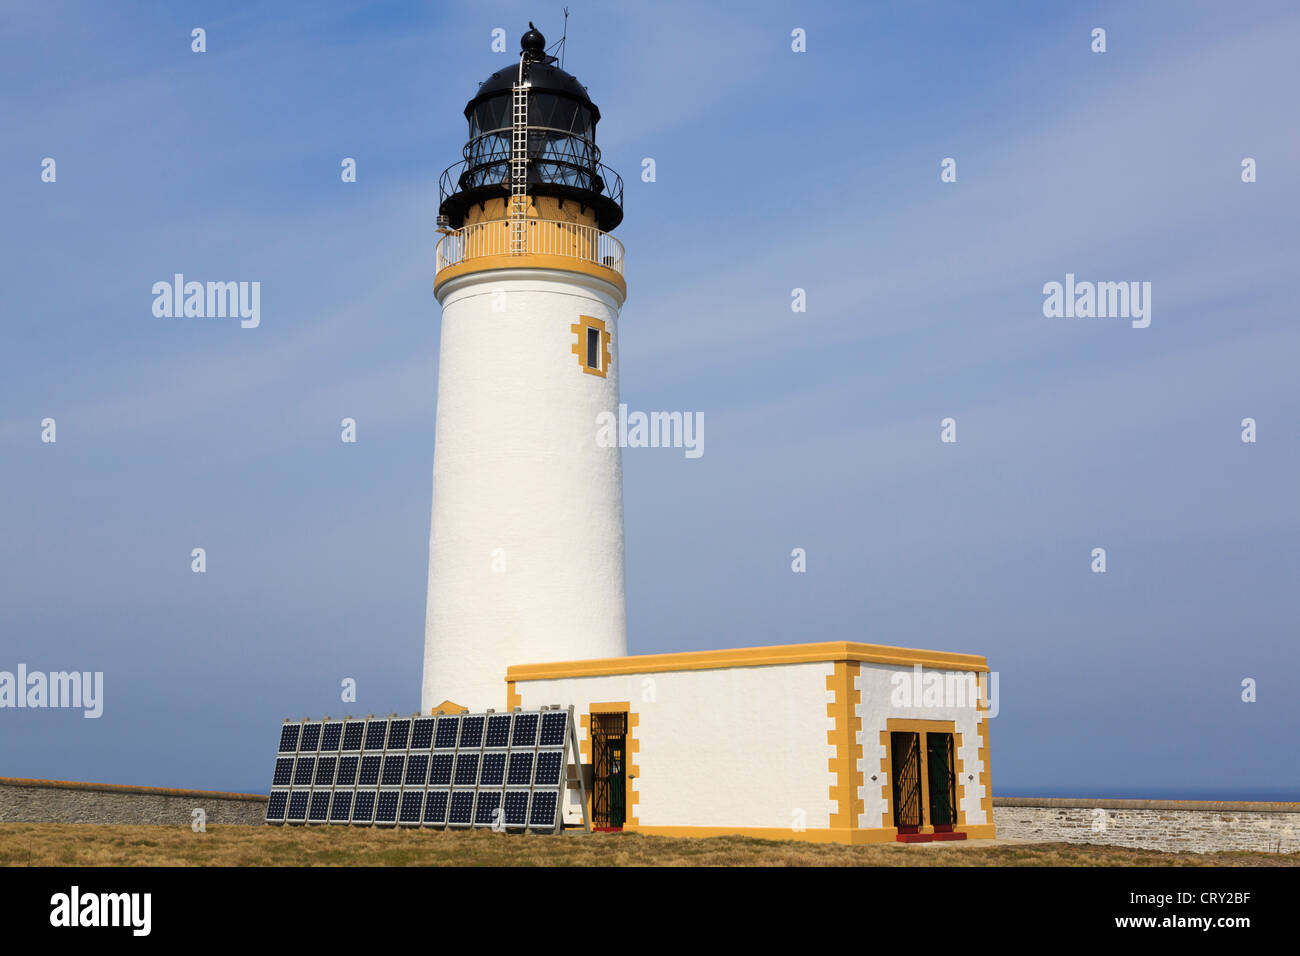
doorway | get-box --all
[890,731,923,829]
[590,711,627,830]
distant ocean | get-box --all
[1001,787,1299,803]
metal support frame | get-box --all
[561,704,592,834]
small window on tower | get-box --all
[571,315,610,377]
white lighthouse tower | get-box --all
[422,24,628,713]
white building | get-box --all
[423,26,993,845]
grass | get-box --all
[1,824,1296,866]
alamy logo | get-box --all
[889,664,999,718]
[0,665,103,718]
[152,273,261,328]
[50,886,151,936]
[596,404,704,459]
[1042,273,1151,328]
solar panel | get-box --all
[381,755,406,787]
[320,722,342,752]
[375,790,401,825]
[329,791,353,823]
[424,790,449,825]
[293,756,316,787]
[511,713,539,747]
[399,790,424,825]
[503,790,530,828]
[429,753,454,786]
[454,754,479,787]
[485,714,512,748]
[266,791,288,823]
[448,791,475,826]
[529,791,558,829]
[410,717,436,750]
[539,711,567,747]
[433,716,460,749]
[506,752,534,786]
[458,715,485,749]
[405,754,430,786]
[474,790,503,828]
[266,706,582,832]
[341,721,365,752]
[480,752,507,787]
[299,722,322,752]
[336,755,359,787]
[352,790,377,824]
[272,756,294,787]
[315,756,337,787]
[358,755,382,787]
[387,719,411,750]
[278,723,301,753]
[287,790,310,823]
[534,750,563,787]
[308,791,331,823]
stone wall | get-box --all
[0,777,267,826]
[994,797,1299,854]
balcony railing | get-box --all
[435,218,625,278]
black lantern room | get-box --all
[438,24,624,232]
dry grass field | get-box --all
[1,824,1295,866]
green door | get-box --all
[926,732,957,827]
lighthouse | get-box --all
[422,24,628,713]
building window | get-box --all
[570,315,611,377]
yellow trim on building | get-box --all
[430,700,467,715]
[505,682,521,711]
[434,253,627,299]
[625,824,992,845]
[505,641,988,683]
[977,671,994,826]
[882,718,966,830]
[570,315,612,377]
[826,662,864,830]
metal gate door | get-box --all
[926,732,957,827]
[891,731,923,828]
[591,712,627,830]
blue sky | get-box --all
[2,1,1297,797]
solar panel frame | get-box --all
[502,789,530,829]
[363,718,389,751]
[528,790,559,830]
[398,789,425,826]
[341,720,366,752]
[404,753,430,787]
[381,755,406,787]
[429,752,454,787]
[409,717,436,750]
[473,790,504,828]
[351,789,377,825]
[308,790,332,824]
[480,751,507,787]
[266,790,288,824]
[319,721,343,752]
[534,749,564,787]
[272,756,295,788]
[458,715,485,749]
[298,721,323,754]
[447,789,475,828]
[505,751,534,787]
[374,789,401,826]
[453,753,480,787]
[484,713,513,749]
[423,789,450,826]
[278,723,301,754]
[293,755,317,787]
[510,712,539,748]
[539,710,568,748]
[386,718,412,751]
[314,755,338,788]
[433,715,460,750]
[336,755,360,787]
[287,789,310,824]
[358,754,382,787]
[329,789,354,823]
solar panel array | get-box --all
[266,708,576,832]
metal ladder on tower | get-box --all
[509,80,529,255]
